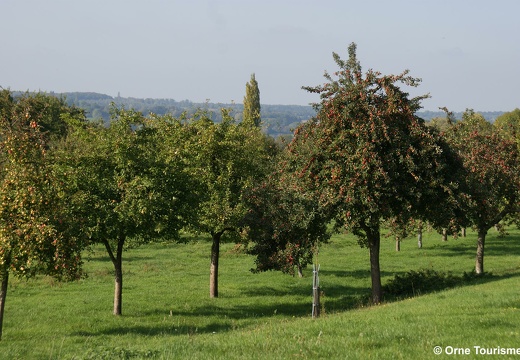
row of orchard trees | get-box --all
[1,43,520,339]
[0,84,279,339]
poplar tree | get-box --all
[243,73,261,127]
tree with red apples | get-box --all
[288,43,460,303]
[0,90,84,340]
[445,109,520,275]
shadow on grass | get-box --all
[74,322,233,337]
[427,243,475,257]
[86,255,156,263]
[486,236,520,256]
[140,293,314,319]
[240,281,374,314]
[382,268,520,302]
[72,271,520,339]
[71,281,373,338]
[319,269,405,279]
[428,234,520,258]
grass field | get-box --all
[0,227,519,359]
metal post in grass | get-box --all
[312,263,320,318]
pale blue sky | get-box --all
[1,0,519,111]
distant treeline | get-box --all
[13,91,504,137]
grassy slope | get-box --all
[0,228,519,359]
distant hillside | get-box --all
[44,91,319,137]
[15,91,505,137]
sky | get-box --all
[1,0,519,112]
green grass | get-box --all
[1,228,519,359]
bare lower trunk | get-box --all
[113,257,123,315]
[297,264,304,278]
[395,236,401,252]
[367,229,382,304]
[0,271,9,341]
[417,228,423,249]
[210,232,222,298]
[104,236,125,315]
[475,229,487,275]
[442,228,448,241]
[461,228,466,237]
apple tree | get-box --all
[445,110,520,274]
[287,44,460,303]
[55,106,194,315]
[244,133,331,278]
[0,90,84,340]
[182,109,276,298]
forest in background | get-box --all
[14,91,504,138]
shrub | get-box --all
[383,269,461,298]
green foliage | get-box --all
[427,116,453,133]
[183,109,275,240]
[59,106,192,246]
[494,108,520,139]
[14,91,504,140]
[446,110,520,231]
[243,73,261,127]
[245,145,331,276]
[0,90,84,281]
[5,91,85,143]
[295,43,451,242]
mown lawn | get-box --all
[0,227,519,359]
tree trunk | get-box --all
[297,264,304,278]
[113,256,123,315]
[475,229,487,275]
[417,228,423,249]
[395,236,401,252]
[103,236,125,315]
[442,228,448,241]
[461,228,466,237]
[0,271,9,341]
[367,229,382,304]
[210,231,222,298]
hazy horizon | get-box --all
[2,0,519,112]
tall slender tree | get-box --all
[243,73,261,127]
